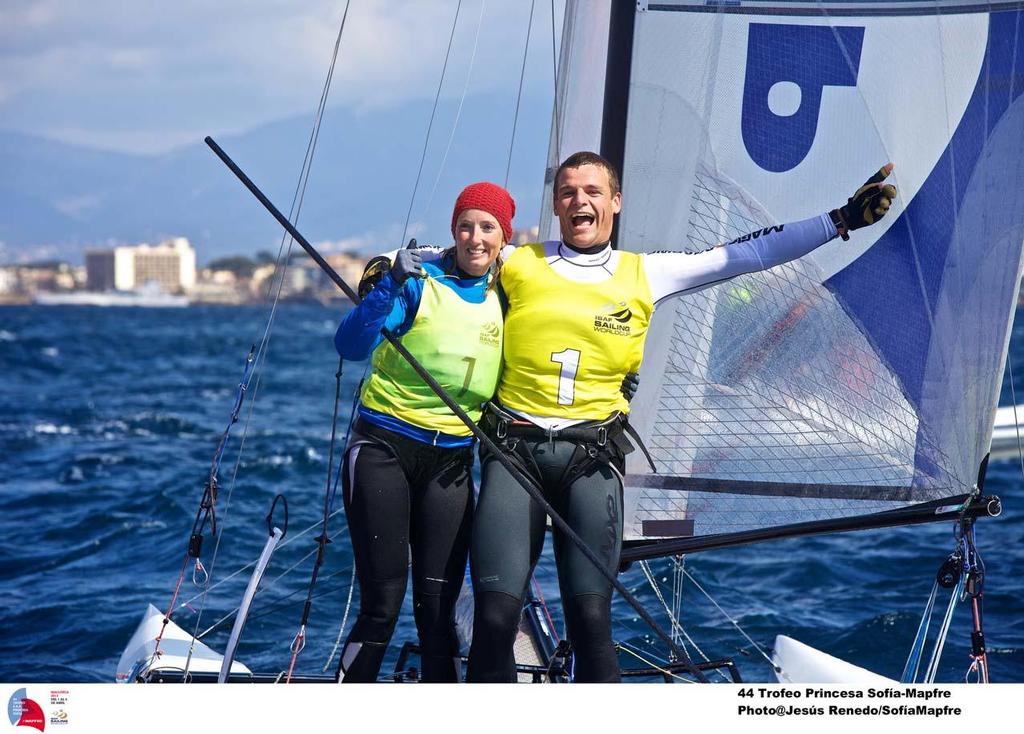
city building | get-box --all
[85,250,115,291]
[86,238,196,293]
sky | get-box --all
[0,0,565,155]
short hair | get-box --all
[554,151,621,196]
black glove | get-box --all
[620,371,640,402]
[830,163,897,241]
[390,248,425,285]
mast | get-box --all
[599,0,637,249]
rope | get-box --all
[323,562,358,673]
[195,524,351,640]
[178,508,347,613]
[901,580,938,683]
[399,0,464,247]
[423,0,487,215]
[285,356,347,681]
[549,0,562,165]
[181,2,353,677]
[637,559,731,682]
[682,567,779,674]
[638,561,686,647]
[923,574,965,683]
[505,0,536,187]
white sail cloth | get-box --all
[544,1,1024,542]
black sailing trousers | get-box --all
[339,419,474,682]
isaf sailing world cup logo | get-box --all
[479,320,500,347]
[594,301,632,336]
[7,689,45,732]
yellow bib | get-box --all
[497,244,653,419]
[360,276,503,436]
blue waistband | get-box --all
[356,405,475,448]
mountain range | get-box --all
[0,92,553,265]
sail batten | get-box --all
[628,474,937,502]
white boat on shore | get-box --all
[34,283,189,308]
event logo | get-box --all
[478,320,500,347]
[741,23,865,172]
[6,689,44,732]
[46,692,68,728]
[594,301,632,335]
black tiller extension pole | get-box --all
[204,136,707,682]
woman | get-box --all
[333,181,514,682]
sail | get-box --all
[546,1,1024,546]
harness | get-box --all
[480,402,657,487]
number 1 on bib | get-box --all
[550,348,581,406]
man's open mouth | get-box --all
[571,213,595,227]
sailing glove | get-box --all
[357,256,392,299]
[390,249,425,285]
[830,163,897,241]
[620,371,640,402]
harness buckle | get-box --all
[597,426,608,447]
[495,418,508,440]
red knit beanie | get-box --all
[451,182,516,242]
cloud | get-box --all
[310,220,430,257]
[0,0,562,154]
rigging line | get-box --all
[323,562,358,672]
[400,0,464,248]
[153,346,255,657]
[297,365,363,674]
[638,560,685,643]
[236,0,353,402]
[183,2,353,664]
[672,556,684,640]
[682,567,777,672]
[505,0,537,187]
[901,580,939,683]
[245,0,354,397]
[235,566,354,629]
[549,0,561,164]
[196,527,353,639]
[638,560,731,681]
[178,508,347,611]
[924,574,965,684]
[285,356,348,682]
[326,369,364,514]
[422,0,487,215]
[201,565,355,640]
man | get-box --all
[465,151,896,682]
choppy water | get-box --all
[1,303,1022,682]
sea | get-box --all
[1,303,1022,683]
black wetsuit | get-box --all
[467,428,625,682]
[339,419,473,682]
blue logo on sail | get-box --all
[742,24,864,172]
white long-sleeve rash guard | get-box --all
[540,212,836,304]
[392,212,838,428]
